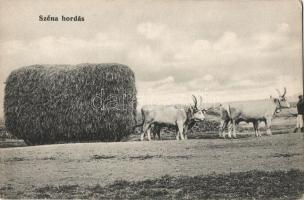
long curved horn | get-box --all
[276,89,281,96]
[282,87,286,97]
[192,95,197,108]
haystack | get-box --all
[4,63,137,145]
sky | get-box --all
[0,0,302,117]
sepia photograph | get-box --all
[0,0,303,199]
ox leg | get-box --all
[141,123,150,141]
[258,121,264,137]
[219,120,228,138]
[180,128,185,140]
[183,125,189,140]
[175,126,180,140]
[225,119,232,139]
[147,128,152,141]
[157,129,161,140]
[180,131,185,140]
[177,122,185,140]
[227,121,233,139]
[219,120,224,138]
[140,127,145,141]
[154,125,161,140]
[253,121,258,137]
[265,118,272,136]
[151,124,157,140]
[232,121,237,138]
[257,122,261,137]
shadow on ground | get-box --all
[2,169,303,199]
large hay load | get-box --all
[4,63,137,145]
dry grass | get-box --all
[0,132,303,199]
[4,63,137,145]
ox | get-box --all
[219,88,290,138]
[140,96,205,141]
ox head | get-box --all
[190,95,206,121]
[274,87,290,109]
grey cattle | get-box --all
[219,88,290,138]
[140,96,206,141]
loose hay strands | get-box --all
[4,63,137,145]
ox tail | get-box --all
[133,108,145,133]
[133,123,143,129]
[220,104,232,118]
[227,105,232,118]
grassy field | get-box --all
[0,107,303,199]
[0,130,303,199]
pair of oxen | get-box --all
[139,88,290,141]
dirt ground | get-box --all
[0,129,303,198]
